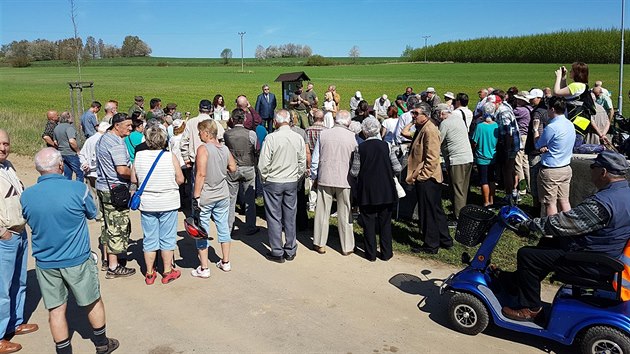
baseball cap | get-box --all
[426,87,436,93]
[381,94,388,100]
[199,99,212,111]
[97,121,111,132]
[107,113,131,130]
[526,89,544,100]
[487,94,502,105]
[355,91,362,98]
[591,151,629,175]
[172,119,184,129]
[444,91,455,99]
[166,103,177,110]
[134,95,144,102]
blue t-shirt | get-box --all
[472,121,499,165]
[80,110,98,138]
[21,174,97,269]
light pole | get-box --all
[422,35,431,63]
[618,0,625,115]
[238,32,246,72]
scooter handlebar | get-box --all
[500,205,531,232]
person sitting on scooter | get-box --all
[501,150,630,322]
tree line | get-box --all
[1,35,152,67]
[401,28,628,64]
[254,43,313,59]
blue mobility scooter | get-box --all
[440,204,630,354]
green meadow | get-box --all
[1,61,626,155]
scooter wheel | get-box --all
[580,326,630,354]
[448,292,489,335]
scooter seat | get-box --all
[551,251,624,300]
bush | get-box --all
[306,55,333,66]
[156,61,168,67]
[10,56,31,67]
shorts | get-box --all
[36,257,100,310]
[196,198,231,249]
[141,210,178,252]
[477,164,495,185]
[537,165,572,204]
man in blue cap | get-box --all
[501,150,630,322]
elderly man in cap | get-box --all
[373,94,390,122]
[96,113,136,279]
[425,87,441,110]
[0,129,39,354]
[501,150,630,322]
[128,96,145,117]
[80,122,111,221]
[349,91,362,118]
[22,147,119,354]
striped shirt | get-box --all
[133,149,180,212]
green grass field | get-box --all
[1,60,620,269]
[1,61,626,155]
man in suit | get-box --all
[311,110,358,255]
[255,84,277,133]
[405,103,452,254]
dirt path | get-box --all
[10,154,563,354]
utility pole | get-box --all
[238,32,246,72]
[422,35,431,63]
[618,0,625,115]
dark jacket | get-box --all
[356,139,396,206]
[255,92,277,120]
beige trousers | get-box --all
[313,186,354,253]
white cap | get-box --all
[355,91,362,98]
[444,91,455,99]
[526,88,544,100]
[97,121,111,133]
[172,119,184,129]
[426,87,436,93]
[381,94,388,100]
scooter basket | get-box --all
[455,205,496,246]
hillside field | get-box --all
[0,61,626,155]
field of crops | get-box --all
[0,61,626,155]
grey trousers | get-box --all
[448,163,472,219]
[227,166,257,233]
[86,176,102,220]
[313,186,355,253]
[263,181,298,257]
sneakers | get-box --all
[145,271,157,285]
[95,337,119,354]
[161,269,181,284]
[101,260,109,271]
[105,265,136,279]
[216,260,231,272]
[191,266,210,278]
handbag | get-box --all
[97,140,131,210]
[129,150,165,210]
[393,177,406,199]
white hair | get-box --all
[335,110,351,127]
[348,121,362,134]
[104,101,116,112]
[34,148,62,173]
[361,117,381,138]
[274,110,291,124]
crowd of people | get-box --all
[0,61,628,353]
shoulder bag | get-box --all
[129,150,165,210]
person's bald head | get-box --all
[34,147,63,175]
[47,110,59,122]
[593,86,602,97]
[236,95,248,109]
[0,130,10,163]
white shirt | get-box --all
[79,132,103,178]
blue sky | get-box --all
[0,0,625,58]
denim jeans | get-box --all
[0,231,28,337]
[62,154,84,182]
[195,198,231,249]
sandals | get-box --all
[145,271,157,285]
[161,269,181,284]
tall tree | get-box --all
[349,45,360,63]
[6,40,32,67]
[97,38,105,58]
[255,45,266,60]
[121,35,151,57]
[84,36,99,59]
[220,48,232,64]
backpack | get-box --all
[567,84,597,136]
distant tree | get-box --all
[30,39,57,61]
[349,45,360,63]
[255,45,266,60]
[265,45,281,58]
[56,37,83,62]
[97,38,105,58]
[220,48,232,64]
[101,44,121,58]
[401,45,414,59]
[121,35,151,57]
[6,40,32,67]
[301,45,313,57]
[84,36,99,59]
